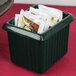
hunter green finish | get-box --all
[3,5,74,73]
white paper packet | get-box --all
[18,9,31,28]
[39,5,63,23]
[30,7,49,18]
[24,13,46,34]
[38,5,63,30]
[18,9,25,27]
[39,5,63,19]
[15,14,20,26]
[30,7,50,32]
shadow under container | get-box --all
[3,5,74,73]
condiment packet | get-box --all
[23,14,45,34]
[18,9,26,27]
[39,5,62,18]
[15,14,20,26]
[39,5,63,19]
[30,7,50,33]
[17,9,32,31]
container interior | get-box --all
[8,11,69,32]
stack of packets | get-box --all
[15,5,63,34]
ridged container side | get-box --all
[40,25,69,72]
[7,24,69,73]
[7,32,42,73]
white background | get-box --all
[14,0,76,6]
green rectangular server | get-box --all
[3,5,74,73]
